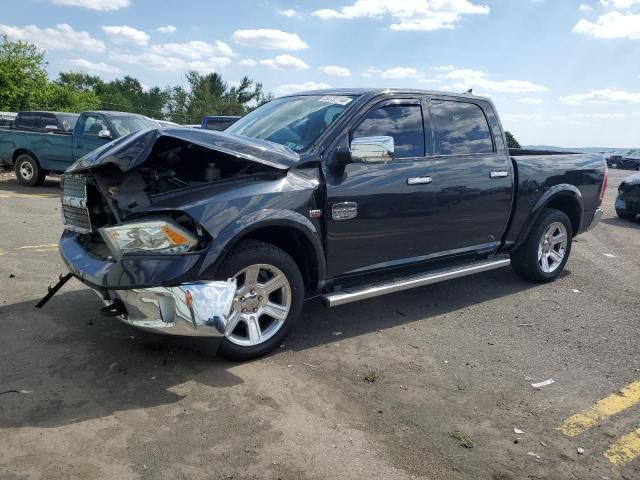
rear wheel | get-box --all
[14,154,45,186]
[215,240,304,361]
[511,208,573,283]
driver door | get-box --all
[73,114,111,158]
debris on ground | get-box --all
[0,389,33,395]
[408,344,420,349]
[527,451,541,459]
[108,362,127,375]
[363,371,379,383]
[514,427,525,434]
[332,331,342,336]
[531,379,555,388]
[577,447,585,455]
[572,289,581,293]
[539,440,548,447]
[449,431,473,449]
[303,362,318,368]
[603,253,616,258]
[9,274,15,278]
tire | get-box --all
[215,239,304,361]
[511,208,573,283]
[616,209,636,220]
[14,153,45,186]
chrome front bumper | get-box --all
[99,280,236,337]
[587,207,604,231]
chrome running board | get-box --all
[322,256,511,307]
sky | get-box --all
[1,0,640,147]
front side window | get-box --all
[226,95,357,153]
[352,105,425,159]
[81,115,108,136]
[431,101,493,155]
[109,115,158,136]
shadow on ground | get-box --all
[0,266,542,430]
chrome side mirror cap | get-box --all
[98,129,112,139]
[350,136,394,164]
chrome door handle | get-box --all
[407,176,432,185]
[490,171,509,179]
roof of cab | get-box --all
[281,87,491,102]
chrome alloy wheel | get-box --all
[537,222,568,273]
[224,264,291,346]
[19,161,34,181]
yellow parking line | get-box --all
[604,427,640,466]
[16,244,58,250]
[0,193,58,199]
[559,380,640,437]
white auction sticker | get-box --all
[318,95,353,106]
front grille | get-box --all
[61,174,93,234]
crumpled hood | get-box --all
[66,127,299,173]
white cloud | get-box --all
[231,29,309,50]
[379,66,421,79]
[312,0,490,31]
[111,52,231,72]
[65,58,120,74]
[259,54,309,70]
[319,65,351,77]
[148,40,233,59]
[239,58,257,67]
[440,68,548,93]
[430,65,455,71]
[570,113,626,118]
[518,98,543,104]
[102,25,150,46]
[0,23,105,52]
[274,82,331,96]
[277,8,300,18]
[578,4,593,12]
[599,0,640,9]
[561,88,640,104]
[50,0,130,11]
[155,25,177,34]
[573,11,640,39]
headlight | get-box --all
[100,220,198,257]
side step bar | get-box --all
[322,256,511,307]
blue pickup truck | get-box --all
[0,110,159,186]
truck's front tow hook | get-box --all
[100,299,127,317]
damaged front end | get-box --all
[51,127,298,337]
[616,173,640,216]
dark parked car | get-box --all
[615,173,640,220]
[607,154,622,168]
[618,156,640,171]
[48,89,607,361]
[201,115,240,131]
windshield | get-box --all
[109,115,159,136]
[226,94,357,152]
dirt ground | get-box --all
[0,168,639,480]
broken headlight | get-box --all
[100,220,198,257]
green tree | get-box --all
[505,131,521,149]
[0,35,48,111]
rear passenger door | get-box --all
[426,98,513,254]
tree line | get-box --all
[0,35,272,124]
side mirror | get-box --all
[98,129,112,139]
[350,136,394,164]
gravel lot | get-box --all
[0,167,639,480]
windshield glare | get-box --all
[110,116,159,136]
[225,95,356,152]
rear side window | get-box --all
[431,101,493,155]
[204,121,232,131]
[15,114,35,130]
[353,105,425,159]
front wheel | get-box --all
[616,209,636,220]
[14,154,45,186]
[215,240,304,361]
[511,208,573,283]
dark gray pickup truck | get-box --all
[44,89,607,360]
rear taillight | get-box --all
[599,168,608,202]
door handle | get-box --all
[407,176,432,185]
[490,171,509,179]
